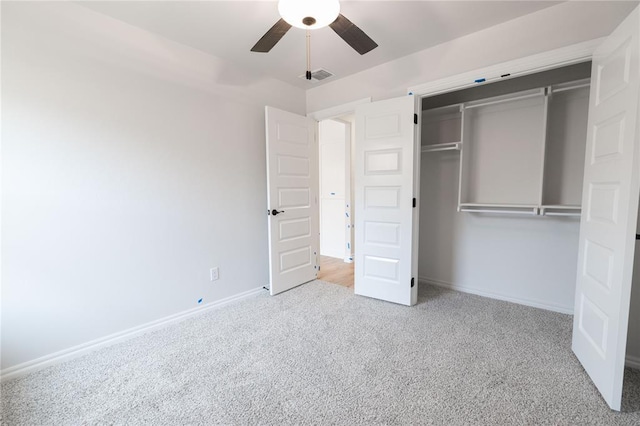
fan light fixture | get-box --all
[278,0,340,30]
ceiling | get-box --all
[79,1,564,89]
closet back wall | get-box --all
[418,151,580,313]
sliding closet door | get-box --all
[572,6,640,411]
[354,96,419,306]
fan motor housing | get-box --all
[302,17,316,26]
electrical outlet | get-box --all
[210,267,219,281]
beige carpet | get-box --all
[2,281,640,425]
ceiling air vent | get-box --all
[299,68,334,83]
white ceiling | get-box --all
[79,1,566,89]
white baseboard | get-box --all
[626,354,640,370]
[419,276,574,315]
[0,287,265,382]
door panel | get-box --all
[572,6,640,411]
[354,96,418,306]
[265,107,318,295]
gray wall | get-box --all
[1,2,305,369]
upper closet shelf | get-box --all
[422,103,463,148]
[462,88,545,110]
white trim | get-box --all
[419,276,574,315]
[307,97,371,121]
[626,355,640,370]
[408,38,602,98]
[0,287,265,382]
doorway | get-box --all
[318,116,355,287]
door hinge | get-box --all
[412,198,416,208]
[413,114,418,125]
[411,277,415,288]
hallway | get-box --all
[318,256,354,287]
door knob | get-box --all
[271,209,285,216]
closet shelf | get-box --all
[422,103,463,116]
[458,203,539,215]
[463,89,545,110]
[421,142,461,153]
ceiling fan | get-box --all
[251,0,378,80]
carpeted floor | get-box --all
[2,281,640,425]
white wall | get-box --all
[306,1,636,112]
[1,2,305,370]
[319,119,347,259]
[419,152,580,313]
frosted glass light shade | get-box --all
[278,0,340,30]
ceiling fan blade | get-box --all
[329,14,378,55]
[251,19,292,53]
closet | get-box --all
[418,62,592,312]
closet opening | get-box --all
[418,61,592,311]
[417,59,640,394]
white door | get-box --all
[354,96,419,306]
[572,6,640,411]
[265,106,319,295]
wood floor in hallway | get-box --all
[318,256,354,287]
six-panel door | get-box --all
[354,96,418,306]
[571,6,640,411]
[265,106,319,295]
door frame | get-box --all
[407,39,602,98]
[310,98,372,274]
[307,97,372,122]
[318,117,353,262]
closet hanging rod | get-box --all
[463,90,544,110]
[543,211,582,217]
[459,208,537,215]
[460,203,538,208]
[422,143,461,153]
[552,83,590,94]
[540,204,581,210]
